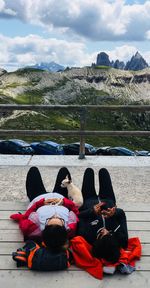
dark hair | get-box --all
[42,225,68,252]
[92,234,120,263]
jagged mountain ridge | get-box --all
[95,51,149,71]
[125,52,148,71]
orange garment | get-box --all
[70,236,142,280]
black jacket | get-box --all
[77,201,128,249]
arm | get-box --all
[63,197,79,216]
[113,208,128,249]
[23,198,45,218]
[78,202,106,219]
[10,198,45,221]
[10,199,45,238]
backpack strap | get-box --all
[27,243,40,269]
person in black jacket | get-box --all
[77,168,128,263]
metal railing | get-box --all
[0,104,150,159]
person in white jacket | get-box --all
[10,167,79,252]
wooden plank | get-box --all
[1,129,150,137]
[135,257,150,270]
[0,242,149,256]
[127,221,150,231]
[0,229,149,243]
[0,230,23,242]
[1,104,150,111]
[120,203,150,212]
[0,270,150,288]
[2,210,150,221]
[142,243,150,255]
[1,220,149,231]
[0,219,150,231]
[0,228,150,243]
[126,212,150,221]
[0,211,25,219]
[0,203,149,288]
[0,270,99,288]
[0,220,21,229]
[129,231,150,243]
[0,255,148,271]
[0,242,25,254]
[0,201,150,212]
[0,202,28,211]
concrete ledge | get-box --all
[0,155,31,166]
[0,155,150,167]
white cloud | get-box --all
[142,50,150,64]
[0,34,95,71]
[107,44,150,64]
[108,45,138,62]
[146,30,150,40]
[0,0,16,17]
[1,0,150,41]
[0,33,149,72]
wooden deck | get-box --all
[0,201,150,288]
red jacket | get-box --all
[10,197,79,239]
[70,236,142,279]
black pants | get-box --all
[26,166,71,201]
[80,167,116,210]
[26,166,116,203]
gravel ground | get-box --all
[0,165,150,204]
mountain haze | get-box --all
[27,61,65,72]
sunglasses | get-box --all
[45,216,65,226]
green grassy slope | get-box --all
[0,68,150,150]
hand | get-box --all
[101,207,116,218]
[97,228,110,239]
[44,198,63,205]
[93,202,106,216]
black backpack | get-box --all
[12,240,70,271]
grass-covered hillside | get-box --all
[0,66,150,150]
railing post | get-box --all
[78,107,86,159]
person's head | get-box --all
[42,224,68,252]
[92,233,120,263]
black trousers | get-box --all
[26,166,71,201]
[26,166,116,206]
[80,167,116,210]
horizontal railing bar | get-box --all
[0,130,150,136]
[0,104,150,111]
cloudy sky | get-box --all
[0,0,150,71]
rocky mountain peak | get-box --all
[135,51,142,59]
[125,51,148,71]
[0,68,7,76]
[95,51,148,71]
[96,52,111,66]
[27,61,65,72]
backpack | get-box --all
[12,240,70,271]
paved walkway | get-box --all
[0,155,150,204]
